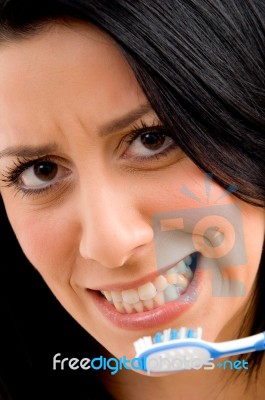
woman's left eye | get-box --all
[124,129,176,160]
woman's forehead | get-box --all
[0,21,148,148]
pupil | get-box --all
[34,162,57,181]
[141,132,165,150]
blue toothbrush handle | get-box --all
[211,332,265,359]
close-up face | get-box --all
[0,21,264,368]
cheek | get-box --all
[143,160,229,212]
[6,207,78,283]
[240,205,264,273]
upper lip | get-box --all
[86,253,195,292]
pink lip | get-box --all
[90,256,203,330]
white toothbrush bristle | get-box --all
[179,326,186,338]
[134,337,151,353]
[143,336,153,348]
[163,328,171,341]
[134,341,142,354]
[196,327,203,339]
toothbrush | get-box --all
[133,327,265,374]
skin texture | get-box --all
[0,22,264,399]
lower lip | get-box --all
[90,256,203,330]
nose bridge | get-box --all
[78,179,153,268]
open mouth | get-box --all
[99,252,199,314]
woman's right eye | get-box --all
[2,158,72,195]
[20,161,68,189]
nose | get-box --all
[78,184,154,268]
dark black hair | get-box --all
[0,0,264,397]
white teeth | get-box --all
[176,260,186,274]
[153,275,168,291]
[134,301,144,313]
[165,272,179,285]
[123,302,134,313]
[153,291,165,306]
[175,286,184,297]
[164,284,179,301]
[100,253,196,313]
[138,282,157,301]
[175,274,188,289]
[121,288,139,304]
[143,299,154,310]
[167,266,177,274]
[111,291,122,302]
[113,301,125,313]
[183,265,193,280]
[102,291,112,302]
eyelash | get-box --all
[123,120,177,161]
[1,122,177,197]
[1,155,58,197]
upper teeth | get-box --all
[100,254,195,313]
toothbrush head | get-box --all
[133,327,211,374]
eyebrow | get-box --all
[98,102,152,136]
[0,102,153,159]
[0,143,59,160]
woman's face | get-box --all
[0,22,264,364]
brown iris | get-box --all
[141,132,166,150]
[33,162,58,182]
